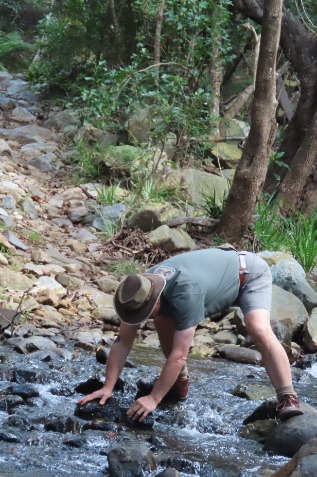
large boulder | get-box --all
[303,307,317,353]
[165,168,229,208]
[264,412,317,457]
[258,251,317,312]
[233,285,308,338]
[148,225,196,252]
[269,437,317,477]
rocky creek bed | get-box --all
[2,340,314,477]
[1,72,317,476]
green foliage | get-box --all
[255,197,317,273]
[96,183,121,206]
[106,260,139,276]
[0,31,33,70]
[30,0,235,153]
[70,140,104,179]
[287,212,317,273]
[27,230,43,243]
[201,187,229,219]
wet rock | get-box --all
[243,400,280,424]
[231,383,275,401]
[7,383,40,399]
[107,442,156,477]
[269,437,317,477]
[0,394,25,411]
[74,398,123,422]
[75,377,104,395]
[14,336,57,353]
[44,415,81,433]
[122,412,155,429]
[3,414,33,430]
[160,457,199,475]
[264,413,317,457]
[81,419,118,432]
[156,469,180,477]
[239,419,278,444]
[63,435,87,447]
[0,430,21,443]
[216,344,262,365]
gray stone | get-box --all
[16,336,57,353]
[29,153,57,172]
[107,443,156,477]
[303,308,317,353]
[259,251,317,312]
[148,225,196,252]
[70,228,97,241]
[21,198,39,219]
[0,125,55,144]
[0,269,34,290]
[166,168,229,208]
[0,138,12,155]
[0,215,16,228]
[95,277,119,293]
[30,276,67,305]
[68,206,89,223]
[212,330,238,345]
[43,109,81,131]
[264,412,317,457]
[3,230,28,251]
[0,97,16,111]
[1,195,16,209]
[11,107,37,123]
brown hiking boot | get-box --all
[137,376,189,401]
[276,394,303,420]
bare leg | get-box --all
[154,314,188,377]
[244,309,292,389]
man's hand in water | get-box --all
[127,395,158,421]
[77,387,112,406]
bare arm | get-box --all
[77,322,138,405]
[127,326,195,420]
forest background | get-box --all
[1,0,317,272]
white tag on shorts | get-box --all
[153,266,176,280]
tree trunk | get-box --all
[279,109,317,214]
[214,0,283,244]
[231,0,317,214]
[154,0,166,87]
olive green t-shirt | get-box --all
[147,249,240,330]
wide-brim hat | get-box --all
[114,273,166,325]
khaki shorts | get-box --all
[237,252,272,316]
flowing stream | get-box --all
[0,341,316,476]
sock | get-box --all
[179,365,188,379]
[276,385,296,398]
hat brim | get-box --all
[115,273,166,325]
